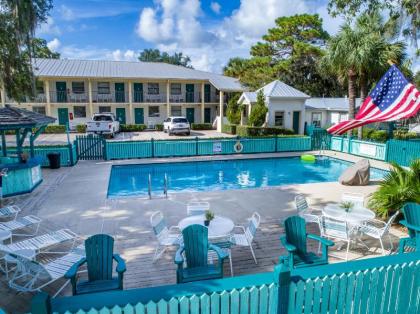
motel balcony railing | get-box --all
[91,91,129,103]
[6,93,47,103]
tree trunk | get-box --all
[347,69,357,138]
[358,72,368,139]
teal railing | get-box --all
[330,136,387,161]
[104,137,312,160]
[4,145,77,167]
[31,252,420,314]
[386,139,420,167]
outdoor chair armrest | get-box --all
[113,254,126,273]
[169,225,181,233]
[363,219,386,228]
[174,245,185,265]
[307,234,334,246]
[64,257,87,279]
[400,220,420,232]
[233,225,246,233]
[280,235,297,252]
[209,244,228,261]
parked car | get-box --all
[163,117,191,135]
[86,113,120,137]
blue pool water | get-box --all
[107,157,387,198]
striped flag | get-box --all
[328,65,420,135]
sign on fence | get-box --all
[359,143,377,157]
[213,142,222,153]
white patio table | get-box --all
[323,204,375,225]
[178,215,234,239]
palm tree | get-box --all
[320,12,406,138]
[368,159,420,218]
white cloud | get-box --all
[108,49,138,61]
[59,5,75,21]
[37,17,61,36]
[210,2,221,14]
[47,38,61,51]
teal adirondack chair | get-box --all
[399,203,420,253]
[65,234,126,295]
[175,224,228,283]
[279,216,334,268]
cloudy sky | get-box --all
[37,0,417,73]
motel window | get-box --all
[99,106,111,113]
[339,113,348,122]
[74,106,86,118]
[171,106,182,116]
[32,106,46,115]
[311,112,322,127]
[170,83,182,95]
[149,106,160,117]
[148,83,159,95]
[72,82,85,94]
[98,82,110,94]
[274,111,284,127]
[36,81,44,94]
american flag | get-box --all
[328,65,420,135]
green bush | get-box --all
[222,124,237,134]
[75,124,86,133]
[44,125,66,133]
[226,93,241,124]
[120,124,147,132]
[191,123,213,130]
[393,130,418,140]
[155,124,164,131]
[248,90,268,127]
[236,125,295,137]
[369,130,388,142]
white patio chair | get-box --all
[319,216,358,261]
[150,211,182,262]
[358,211,399,255]
[186,201,210,216]
[341,193,365,208]
[209,235,234,276]
[231,212,261,264]
[0,215,42,238]
[8,245,85,296]
[0,205,21,220]
[294,194,322,225]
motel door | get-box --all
[293,111,300,134]
[204,108,211,123]
[186,108,195,123]
[186,84,194,103]
[134,108,144,124]
[115,83,125,102]
[204,84,211,102]
[116,108,126,124]
[56,82,67,103]
[133,83,143,102]
[57,108,69,126]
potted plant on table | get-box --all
[204,210,215,226]
[340,201,354,213]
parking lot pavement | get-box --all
[5,130,234,146]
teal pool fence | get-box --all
[105,136,312,160]
[32,252,420,314]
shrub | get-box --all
[120,124,147,132]
[248,90,268,127]
[226,93,241,124]
[394,130,418,140]
[222,124,237,134]
[191,123,213,130]
[75,124,86,133]
[369,130,388,142]
[236,125,295,137]
[155,124,164,131]
[44,125,66,133]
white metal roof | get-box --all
[239,80,310,103]
[32,58,244,92]
[305,98,362,111]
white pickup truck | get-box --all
[86,113,120,137]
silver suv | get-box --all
[163,116,191,135]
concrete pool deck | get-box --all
[0,152,403,313]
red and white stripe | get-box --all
[328,83,420,135]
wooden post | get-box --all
[201,82,205,123]
[0,83,6,107]
[31,292,51,314]
[44,81,51,116]
[274,263,291,314]
[88,79,93,118]
[166,81,170,118]
[217,90,224,132]
[128,81,133,124]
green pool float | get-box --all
[301,154,316,162]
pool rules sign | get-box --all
[213,142,222,153]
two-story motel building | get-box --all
[0,58,244,131]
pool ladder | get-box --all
[148,173,168,199]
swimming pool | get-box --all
[107,157,387,198]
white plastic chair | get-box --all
[150,211,181,262]
[294,194,322,225]
[0,205,21,220]
[187,202,210,216]
[0,215,42,238]
[319,216,358,261]
[209,235,234,276]
[8,245,85,296]
[231,212,261,264]
[358,211,399,255]
[341,193,365,208]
